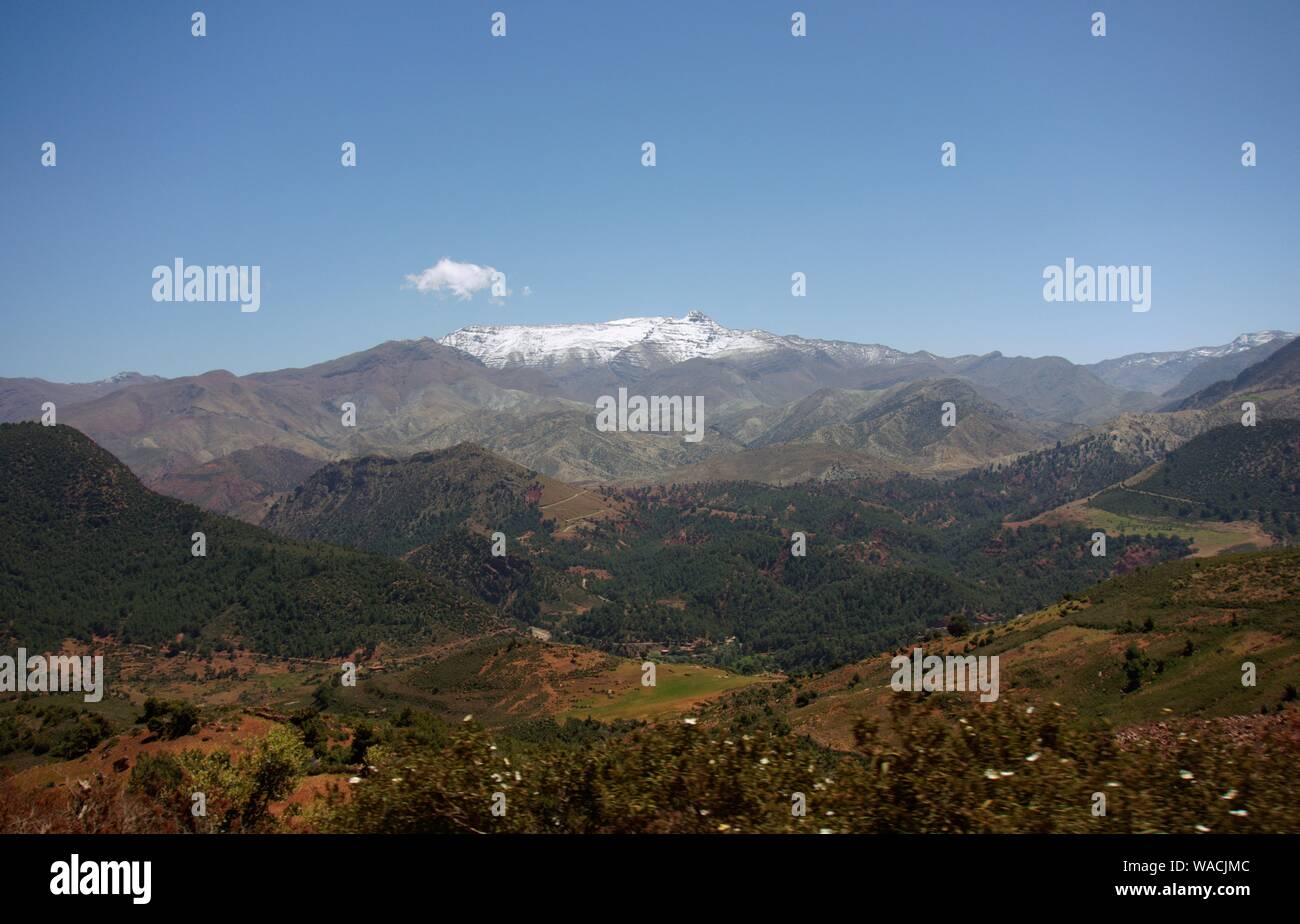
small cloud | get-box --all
[404,257,503,300]
[520,286,532,297]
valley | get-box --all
[5,0,1299,886]
[1,322,1298,835]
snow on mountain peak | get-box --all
[88,371,157,388]
[1228,330,1293,351]
[1113,330,1296,369]
[438,313,780,369]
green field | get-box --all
[566,665,766,721]
[1078,503,1271,556]
[1086,420,1300,544]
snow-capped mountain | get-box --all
[439,311,776,369]
[779,335,911,366]
[1086,330,1296,394]
[438,311,908,371]
[1101,331,1294,371]
[92,371,161,388]
[438,312,1297,408]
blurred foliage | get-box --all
[310,699,1300,834]
[126,725,310,833]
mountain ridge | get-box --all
[3,317,1295,510]
[0,423,496,656]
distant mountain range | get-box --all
[1085,330,1296,396]
[441,313,1293,386]
[0,371,162,422]
[1,315,1295,518]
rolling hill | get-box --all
[262,443,554,557]
[0,423,495,657]
[1089,419,1300,537]
[780,546,1300,749]
[260,443,627,620]
[150,445,325,523]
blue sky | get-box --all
[2,0,1296,380]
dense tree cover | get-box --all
[540,481,1187,673]
[0,423,1207,674]
[850,432,1150,525]
[263,445,550,557]
[0,422,1198,675]
[0,424,494,656]
[251,430,1193,674]
[404,527,547,622]
[1090,420,1300,537]
[506,435,1180,672]
[0,700,111,760]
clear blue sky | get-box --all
[2,0,1296,381]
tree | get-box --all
[141,698,199,740]
[349,722,380,764]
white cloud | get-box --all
[404,257,502,300]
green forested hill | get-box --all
[1090,420,1300,537]
[244,435,1195,674]
[403,527,546,622]
[863,430,1150,525]
[554,479,1189,672]
[262,443,549,556]
[0,424,494,656]
[24,422,1198,677]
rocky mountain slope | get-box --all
[0,371,162,423]
[5,317,1295,509]
[1086,330,1294,394]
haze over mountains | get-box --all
[0,371,162,423]
[1086,330,1297,397]
[1,315,1294,519]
